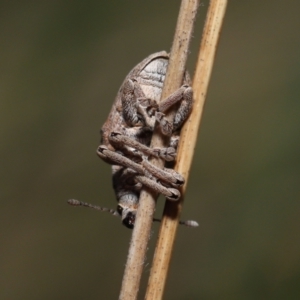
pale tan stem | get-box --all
[145,1,228,299]
[118,0,199,299]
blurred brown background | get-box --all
[1,1,300,299]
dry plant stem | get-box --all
[145,1,228,299]
[118,1,199,299]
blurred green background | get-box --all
[1,1,300,299]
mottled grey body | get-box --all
[97,51,193,228]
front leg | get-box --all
[141,159,184,187]
[106,133,185,187]
[135,175,180,201]
[97,146,181,200]
[109,132,176,162]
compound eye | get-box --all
[117,205,123,216]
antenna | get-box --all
[67,199,120,218]
[153,218,199,228]
[68,199,198,228]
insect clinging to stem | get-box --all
[68,51,198,229]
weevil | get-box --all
[69,51,196,228]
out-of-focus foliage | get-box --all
[1,1,300,299]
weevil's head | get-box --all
[117,205,136,229]
[117,193,139,229]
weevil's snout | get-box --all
[122,211,136,229]
[116,204,136,229]
[117,193,139,229]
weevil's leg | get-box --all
[122,79,144,126]
[173,86,193,131]
[96,145,119,165]
[109,132,176,162]
[135,175,180,201]
[133,80,158,128]
[151,147,176,162]
[97,145,144,174]
[141,159,184,187]
[158,85,188,113]
[155,112,173,137]
[156,85,193,136]
[138,98,158,117]
[169,134,179,150]
[97,146,181,200]
[122,77,159,127]
[136,98,157,128]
